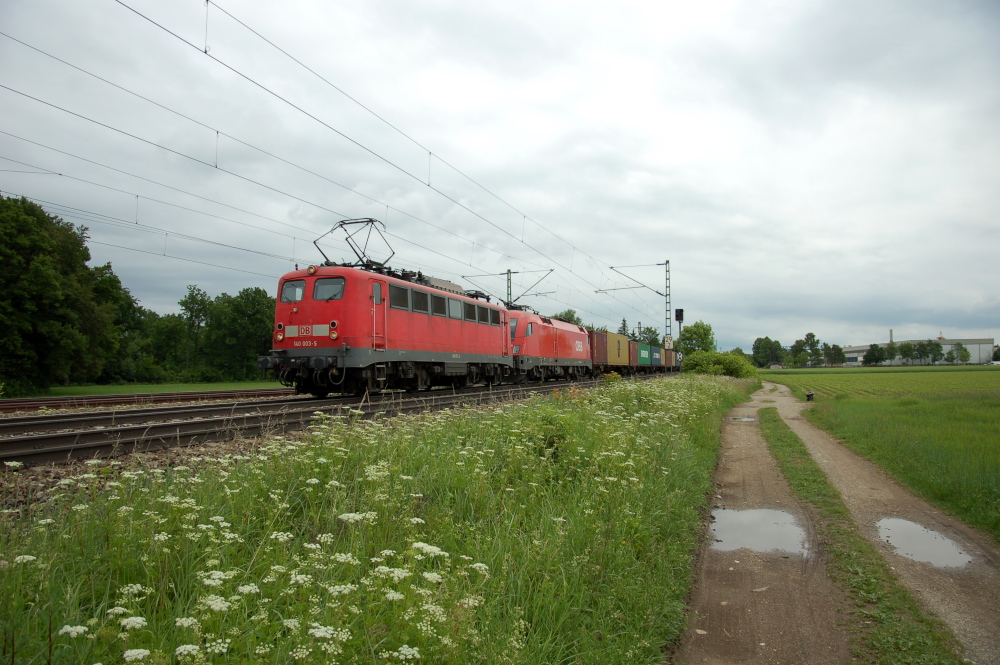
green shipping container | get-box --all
[638,343,652,365]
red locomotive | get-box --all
[257,261,512,395]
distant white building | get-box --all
[843,338,995,366]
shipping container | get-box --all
[628,341,639,370]
[651,346,663,366]
[606,332,629,366]
[589,330,608,366]
[664,349,677,369]
[637,343,652,366]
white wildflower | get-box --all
[119,617,147,630]
[58,625,88,638]
[13,555,36,564]
[106,607,129,616]
[122,649,150,662]
[421,572,443,584]
[174,644,200,657]
[175,617,199,628]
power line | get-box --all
[111,0,619,294]
[0,30,534,266]
[3,26,657,325]
[205,1,628,291]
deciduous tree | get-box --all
[678,321,716,356]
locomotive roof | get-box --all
[282,264,505,308]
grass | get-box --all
[763,367,1000,544]
[757,408,964,664]
[0,375,757,664]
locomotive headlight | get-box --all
[276,332,285,341]
[307,265,317,275]
[330,330,338,340]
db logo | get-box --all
[575,341,584,352]
[299,325,312,336]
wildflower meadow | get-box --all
[1,375,756,664]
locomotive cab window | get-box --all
[389,284,409,310]
[280,280,305,303]
[313,277,345,301]
[448,298,463,319]
[464,302,477,321]
[431,295,447,317]
[411,290,430,313]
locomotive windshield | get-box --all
[280,280,305,303]
[314,277,345,301]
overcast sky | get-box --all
[2,0,998,351]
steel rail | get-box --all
[0,380,609,467]
[0,388,296,413]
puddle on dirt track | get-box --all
[711,509,809,555]
[730,417,757,422]
[877,518,973,568]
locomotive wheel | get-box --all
[311,389,330,398]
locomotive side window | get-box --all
[464,302,477,321]
[411,290,430,313]
[280,280,305,303]
[372,283,382,305]
[389,284,409,309]
[313,277,345,301]
[525,323,533,336]
[431,295,447,317]
[510,318,518,340]
[478,305,490,324]
[448,298,463,319]
[490,309,501,325]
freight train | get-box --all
[257,262,680,397]
[257,220,679,396]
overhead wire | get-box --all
[111,0,636,300]
[3,15,661,327]
[206,0,628,292]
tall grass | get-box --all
[764,368,1000,544]
[1,375,756,664]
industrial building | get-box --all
[843,336,996,366]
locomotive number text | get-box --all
[293,340,319,347]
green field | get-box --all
[1,375,757,664]
[763,367,1000,543]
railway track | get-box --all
[0,380,610,467]
[0,388,296,413]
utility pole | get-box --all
[599,261,672,347]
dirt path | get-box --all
[675,388,851,664]
[676,382,1000,664]
[769,382,1000,665]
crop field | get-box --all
[1,375,756,664]
[763,367,1000,543]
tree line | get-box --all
[861,339,971,366]
[0,197,274,396]
[750,333,847,368]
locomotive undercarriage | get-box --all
[277,360,514,397]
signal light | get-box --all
[307,265,317,275]
[330,331,338,340]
